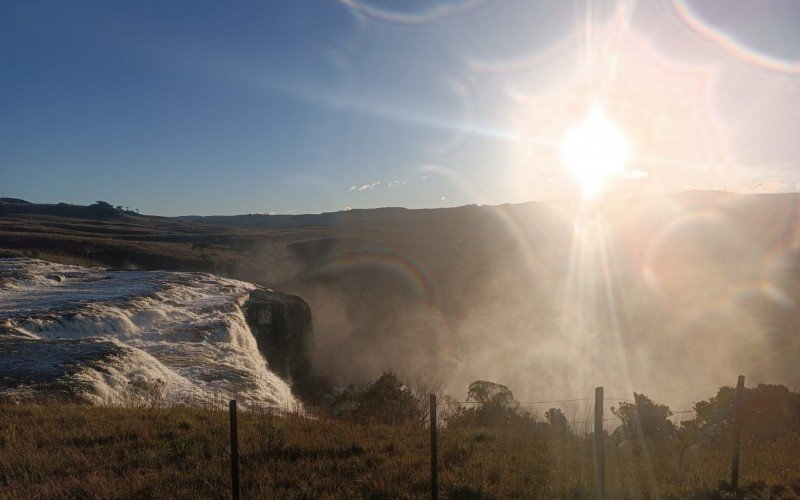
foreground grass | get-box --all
[1,405,799,499]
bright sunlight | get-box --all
[559,106,631,196]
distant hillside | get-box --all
[0,197,32,204]
[0,198,138,220]
[176,205,504,231]
[2,192,800,409]
[0,198,274,272]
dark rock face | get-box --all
[243,290,314,398]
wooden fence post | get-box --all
[430,394,438,500]
[731,375,745,491]
[594,387,606,500]
[230,400,240,500]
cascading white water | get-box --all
[0,257,298,408]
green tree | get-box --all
[333,370,424,426]
[545,407,569,434]
[611,393,675,442]
[467,380,516,406]
[446,380,540,430]
[691,383,800,442]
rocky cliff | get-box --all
[243,290,314,399]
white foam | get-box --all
[0,258,298,409]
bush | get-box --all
[333,370,424,426]
[546,407,569,434]
[691,384,800,442]
[446,380,543,431]
[611,393,675,442]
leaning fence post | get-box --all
[430,393,438,500]
[594,387,606,500]
[230,400,240,500]
[730,375,745,491]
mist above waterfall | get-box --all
[266,193,800,409]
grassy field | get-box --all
[1,404,798,499]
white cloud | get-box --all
[750,181,789,194]
[350,181,381,191]
[388,180,407,188]
[421,175,431,180]
[441,195,446,201]
[628,170,650,179]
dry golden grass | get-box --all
[1,404,799,498]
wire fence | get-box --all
[4,375,795,498]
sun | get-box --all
[559,106,631,196]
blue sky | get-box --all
[2,0,799,215]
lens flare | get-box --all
[559,106,631,196]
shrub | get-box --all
[333,370,424,426]
[611,393,675,442]
[691,384,800,442]
[545,407,570,434]
[446,380,543,431]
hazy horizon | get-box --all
[6,188,800,218]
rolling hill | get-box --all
[2,193,799,408]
